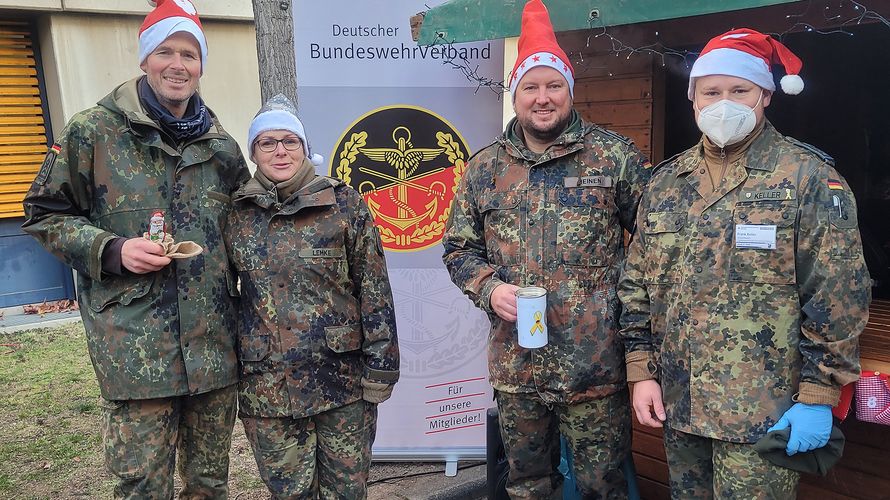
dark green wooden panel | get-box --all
[417,0,799,44]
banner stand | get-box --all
[293,0,505,464]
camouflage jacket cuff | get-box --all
[480,277,506,314]
[626,350,657,382]
[92,231,120,281]
[101,237,127,276]
[796,381,840,406]
[364,365,399,384]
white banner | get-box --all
[293,0,505,459]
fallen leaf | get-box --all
[23,299,79,315]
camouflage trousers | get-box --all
[241,400,378,500]
[100,384,238,499]
[663,424,800,499]
[495,388,631,499]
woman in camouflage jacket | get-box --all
[224,94,400,499]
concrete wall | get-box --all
[37,11,260,159]
[0,0,253,20]
[502,36,517,128]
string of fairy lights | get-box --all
[424,0,890,98]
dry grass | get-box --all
[0,322,441,500]
[0,323,267,500]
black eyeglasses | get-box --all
[256,137,302,153]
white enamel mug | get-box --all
[515,286,547,348]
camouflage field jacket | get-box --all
[22,77,249,400]
[225,173,399,418]
[442,114,652,404]
[619,122,870,442]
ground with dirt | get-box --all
[0,324,267,499]
[0,323,480,499]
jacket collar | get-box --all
[500,109,585,163]
[677,120,782,175]
[97,77,228,148]
[234,174,341,215]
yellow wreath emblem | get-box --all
[335,132,367,185]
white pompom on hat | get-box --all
[248,94,324,167]
[688,28,804,100]
[139,0,207,73]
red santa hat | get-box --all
[508,0,574,96]
[688,28,803,100]
[139,0,207,72]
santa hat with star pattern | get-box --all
[509,0,575,96]
[688,28,804,100]
[139,0,207,72]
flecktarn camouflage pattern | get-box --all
[22,76,249,498]
[224,172,399,418]
[242,400,377,499]
[442,111,650,498]
[442,112,651,403]
[663,423,798,499]
[225,167,398,498]
[22,77,249,400]
[619,121,870,442]
[101,385,238,498]
[497,389,631,499]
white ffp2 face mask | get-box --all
[695,91,763,148]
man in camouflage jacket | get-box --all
[21,2,249,497]
[442,2,651,497]
[619,29,869,498]
[225,94,399,499]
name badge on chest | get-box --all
[298,248,344,258]
[564,175,613,188]
[735,224,777,250]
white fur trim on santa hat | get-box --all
[139,16,207,71]
[687,47,775,100]
[509,51,574,97]
[248,109,324,165]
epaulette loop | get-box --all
[466,138,500,163]
[591,125,633,146]
[651,151,684,175]
[786,137,835,166]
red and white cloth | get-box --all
[139,0,207,71]
[508,0,574,96]
[855,371,890,425]
[688,28,803,100]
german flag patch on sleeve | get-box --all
[827,179,844,191]
[35,143,61,186]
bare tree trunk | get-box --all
[252,0,298,106]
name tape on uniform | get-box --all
[740,188,796,201]
[563,175,613,188]
[298,248,344,258]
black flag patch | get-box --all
[35,143,61,185]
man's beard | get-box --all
[519,109,572,145]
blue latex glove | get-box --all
[767,402,832,456]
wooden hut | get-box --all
[419,1,890,498]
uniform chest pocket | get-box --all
[479,191,521,266]
[642,211,686,284]
[557,188,611,267]
[729,205,796,284]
